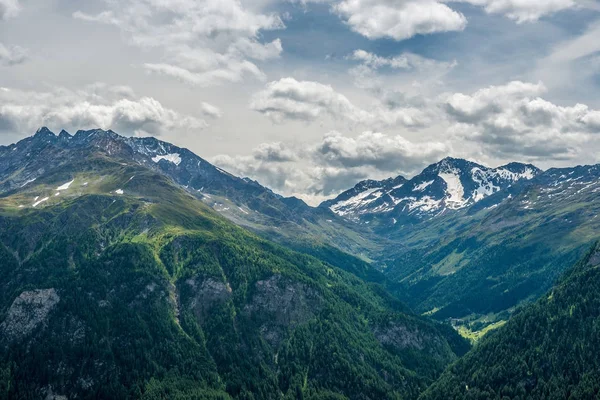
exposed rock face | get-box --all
[44,386,68,400]
[1,289,60,342]
[373,322,427,351]
[185,277,232,323]
[588,247,600,267]
[244,274,322,347]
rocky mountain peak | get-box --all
[323,157,542,226]
[34,126,55,137]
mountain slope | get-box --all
[322,158,540,227]
[420,242,600,399]
[372,162,600,327]
[0,128,382,261]
[0,142,469,399]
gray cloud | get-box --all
[0,42,27,66]
[200,102,223,119]
[443,81,600,159]
[315,130,448,172]
[0,85,208,136]
[348,49,458,71]
[212,130,448,203]
[253,142,297,162]
[74,0,284,87]
[0,0,19,20]
[251,77,430,128]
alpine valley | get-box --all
[2,127,600,399]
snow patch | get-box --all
[413,180,434,191]
[330,188,382,216]
[20,178,36,188]
[152,153,182,166]
[33,197,49,207]
[407,196,442,212]
[56,179,74,191]
[439,172,465,209]
[471,168,499,202]
[495,167,536,182]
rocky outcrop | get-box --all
[373,322,428,351]
[244,274,322,347]
[185,276,232,324]
[1,289,60,342]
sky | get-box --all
[1,0,600,204]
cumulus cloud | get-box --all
[0,84,208,136]
[446,0,577,23]
[212,130,447,203]
[443,81,600,159]
[0,0,19,20]
[444,81,546,123]
[251,77,430,128]
[348,49,457,71]
[333,0,467,41]
[0,42,27,66]
[315,130,448,172]
[74,0,284,87]
[252,142,297,162]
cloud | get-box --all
[315,130,448,172]
[534,21,600,93]
[211,152,307,197]
[0,42,27,66]
[251,77,430,128]
[200,102,223,119]
[252,142,297,162]
[443,81,600,159]
[74,0,284,87]
[0,84,208,136]
[348,50,413,69]
[212,130,448,203]
[143,61,266,87]
[333,0,467,41]
[444,80,546,123]
[0,0,19,20]
[348,49,458,71]
[446,0,577,23]
[346,49,458,107]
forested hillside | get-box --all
[420,243,600,399]
[0,152,468,400]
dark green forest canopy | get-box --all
[420,242,600,400]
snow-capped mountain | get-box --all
[0,128,375,256]
[321,157,541,224]
[0,127,284,203]
[320,176,407,217]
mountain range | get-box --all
[2,127,600,399]
[0,128,469,399]
[321,157,540,228]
